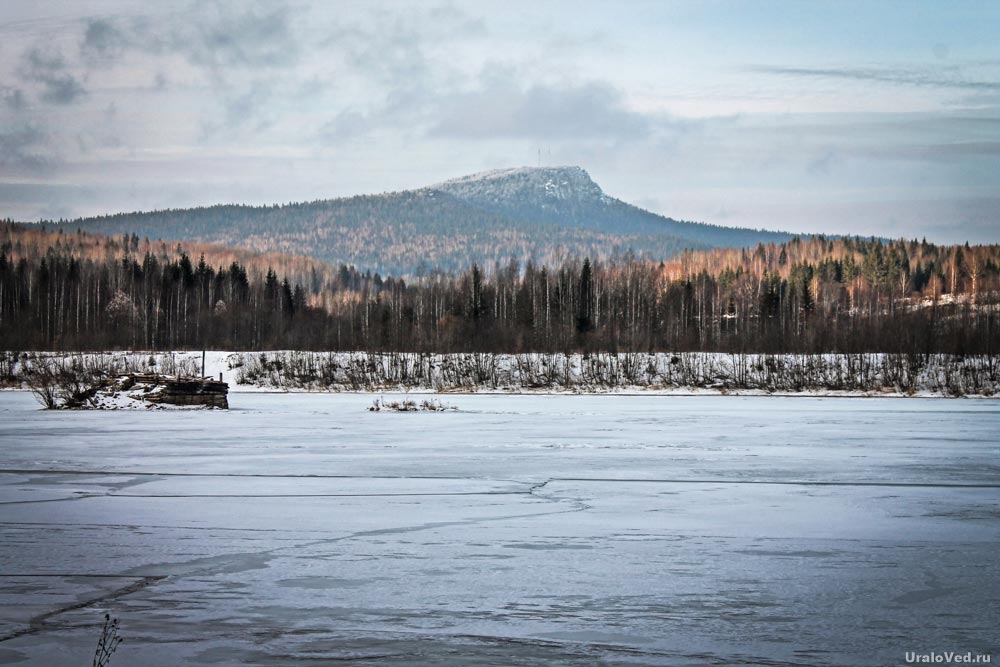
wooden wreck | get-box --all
[125,374,230,409]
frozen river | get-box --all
[0,392,997,666]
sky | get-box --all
[1,0,999,243]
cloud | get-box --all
[1,87,27,111]
[318,109,372,143]
[172,2,301,70]
[326,4,486,86]
[81,18,127,60]
[19,47,86,104]
[201,79,279,138]
[865,141,1000,163]
[319,67,656,145]
[0,123,52,174]
[40,3,306,142]
[429,77,652,141]
[751,64,1000,91]
[314,3,499,142]
[807,150,841,175]
[72,3,302,74]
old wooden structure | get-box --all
[125,374,229,409]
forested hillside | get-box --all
[2,222,996,355]
[48,167,791,275]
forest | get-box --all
[1,221,998,355]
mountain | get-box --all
[433,166,788,246]
[55,166,792,275]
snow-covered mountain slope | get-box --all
[431,166,789,244]
[432,166,609,207]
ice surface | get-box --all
[0,392,997,666]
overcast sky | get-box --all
[1,0,999,243]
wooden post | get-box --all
[202,350,206,379]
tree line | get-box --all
[1,222,997,355]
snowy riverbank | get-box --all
[2,350,998,397]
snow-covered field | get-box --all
[0,392,998,666]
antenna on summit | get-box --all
[537,146,541,167]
